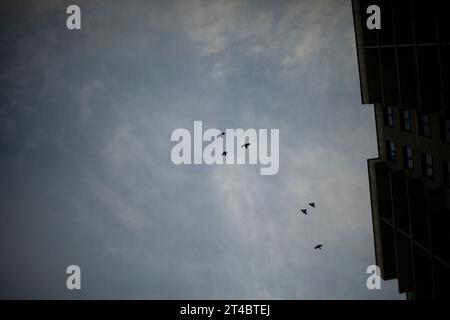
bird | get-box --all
[241,142,251,149]
[301,209,307,215]
[222,151,228,156]
[217,131,226,138]
[314,244,323,250]
[308,202,315,208]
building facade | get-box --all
[352,0,450,299]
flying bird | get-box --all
[309,202,316,208]
[217,131,226,138]
[301,209,307,215]
[314,244,323,250]
[222,151,228,156]
[241,142,251,149]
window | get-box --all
[402,146,414,169]
[386,140,396,161]
[401,110,412,131]
[384,106,395,127]
[440,117,450,143]
[418,114,431,137]
[421,153,434,178]
[443,161,450,186]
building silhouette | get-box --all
[352,0,450,299]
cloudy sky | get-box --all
[0,0,404,299]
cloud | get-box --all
[176,0,273,56]
[0,0,403,299]
[176,0,351,75]
[210,61,233,80]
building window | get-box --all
[402,146,414,169]
[440,117,450,143]
[384,106,395,127]
[421,153,434,178]
[418,114,431,137]
[443,161,450,186]
[401,110,412,131]
[386,140,396,161]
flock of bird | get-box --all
[217,131,251,157]
[300,202,323,250]
[217,132,323,251]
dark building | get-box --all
[352,0,450,299]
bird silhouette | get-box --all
[314,244,323,250]
[241,142,251,149]
[222,151,228,156]
[301,209,307,215]
[217,131,226,138]
[309,202,315,208]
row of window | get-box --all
[384,106,450,143]
[385,140,450,186]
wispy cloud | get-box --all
[0,0,403,299]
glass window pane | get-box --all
[419,114,432,137]
[385,107,395,127]
[407,147,413,158]
[402,111,411,131]
[445,119,450,142]
[386,140,396,161]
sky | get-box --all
[0,0,404,299]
